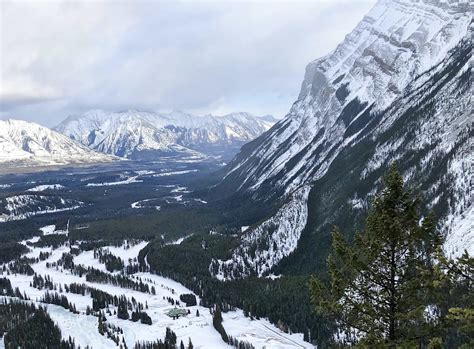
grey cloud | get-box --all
[1,0,376,126]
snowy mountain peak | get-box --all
[55,110,275,159]
[214,0,472,276]
[222,0,471,194]
[0,119,116,169]
[302,0,471,110]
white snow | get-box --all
[55,110,275,159]
[153,169,199,177]
[1,240,312,349]
[40,225,58,235]
[134,170,156,176]
[105,240,149,262]
[165,235,193,246]
[223,310,310,349]
[171,186,191,193]
[39,224,68,236]
[0,119,115,168]
[194,198,208,204]
[222,0,471,198]
[130,198,161,210]
[86,175,142,187]
[27,184,65,192]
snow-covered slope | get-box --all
[210,186,310,280]
[214,0,472,277]
[55,110,276,159]
[0,194,83,222]
[2,237,312,349]
[0,119,116,169]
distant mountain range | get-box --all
[209,0,473,279]
[55,110,277,160]
[0,111,276,170]
[0,119,115,170]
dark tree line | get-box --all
[0,299,76,349]
[31,273,54,290]
[33,234,68,248]
[97,314,125,346]
[179,294,197,307]
[6,259,34,276]
[133,327,194,349]
[117,295,129,320]
[94,248,124,272]
[115,295,152,325]
[57,252,75,270]
[0,278,14,297]
[131,310,152,325]
[82,267,151,293]
[0,281,29,301]
[212,306,229,343]
[228,336,255,349]
[40,291,78,314]
[0,241,29,264]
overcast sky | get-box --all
[1,0,376,127]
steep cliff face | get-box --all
[223,0,470,196]
[213,0,472,278]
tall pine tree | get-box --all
[310,166,443,347]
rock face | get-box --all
[55,110,276,160]
[213,0,472,278]
[0,119,116,170]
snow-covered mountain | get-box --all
[212,0,473,279]
[55,110,276,160]
[0,119,116,169]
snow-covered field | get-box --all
[86,175,143,187]
[165,234,193,246]
[27,184,65,192]
[153,169,199,177]
[130,185,207,209]
[40,224,68,236]
[130,198,161,210]
[2,236,313,349]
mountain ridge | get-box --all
[55,110,276,160]
[209,0,473,279]
[220,0,471,196]
[0,119,117,170]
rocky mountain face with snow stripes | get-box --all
[55,110,276,160]
[212,0,473,279]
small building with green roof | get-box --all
[165,307,188,319]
